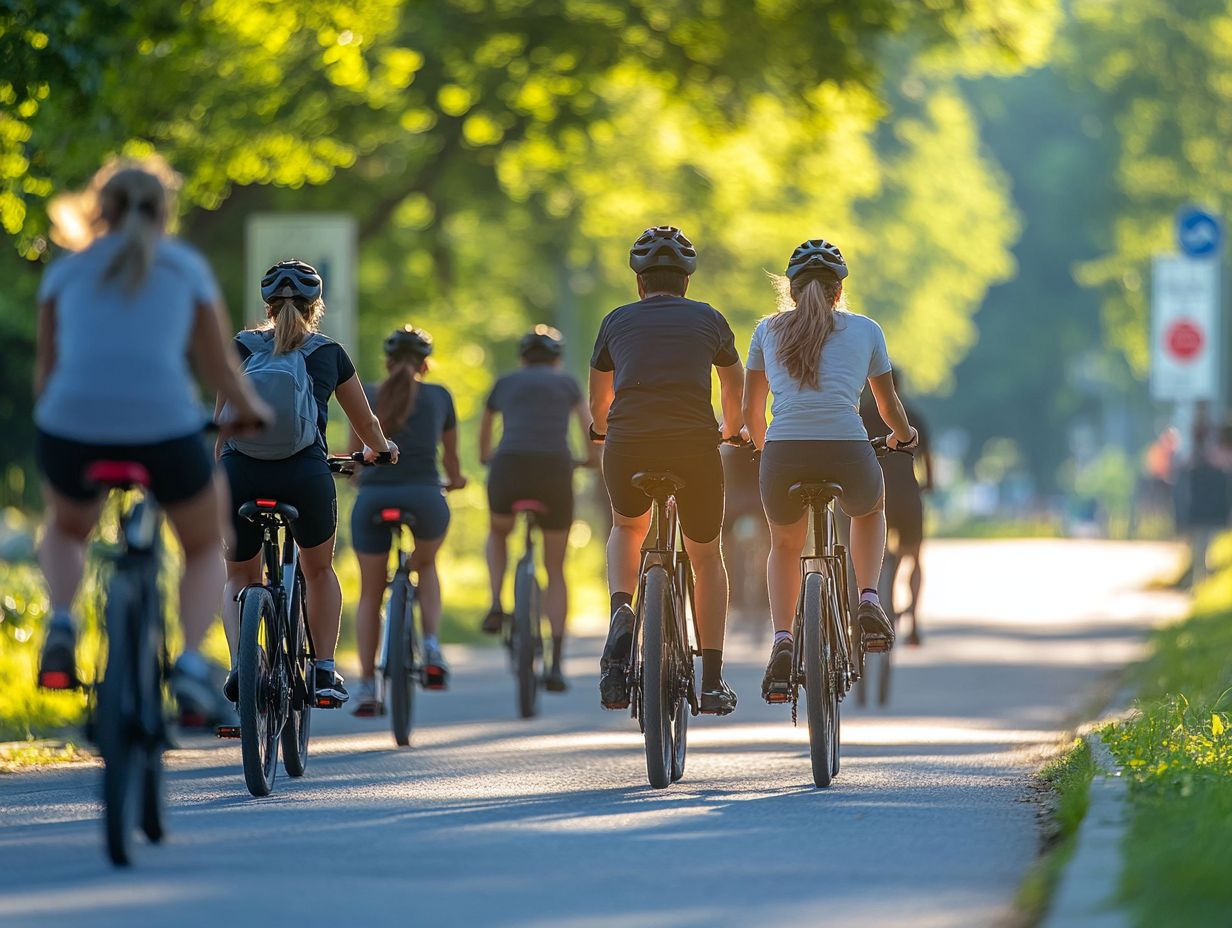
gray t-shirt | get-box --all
[35,234,220,444]
[486,365,582,457]
[746,310,892,441]
[359,382,457,486]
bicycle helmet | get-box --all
[384,325,433,361]
[261,259,323,303]
[629,225,697,275]
[785,239,848,281]
[519,324,564,361]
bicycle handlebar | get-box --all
[871,435,915,458]
[327,451,394,475]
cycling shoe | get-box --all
[761,637,794,704]
[38,622,79,690]
[700,679,738,716]
[858,600,895,653]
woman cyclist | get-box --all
[741,239,917,700]
[350,326,465,712]
[478,325,595,692]
[34,159,270,717]
[218,260,398,708]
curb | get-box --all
[1042,732,1130,928]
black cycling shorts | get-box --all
[221,451,337,562]
[883,463,924,549]
[36,429,213,506]
[759,440,884,525]
[487,452,575,531]
[351,484,451,553]
[602,442,724,543]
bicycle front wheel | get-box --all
[513,558,541,719]
[387,574,416,746]
[239,588,280,797]
[281,571,311,776]
[802,571,836,788]
[97,575,142,866]
[640,567,674,789]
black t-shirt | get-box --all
[487,366,582,457]
[590,295,739,447]
[859,390,928,490]
[360,382,457,486]
[231,330,357,458]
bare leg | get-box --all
[607,509,650,606]
[412,537,446,638]
[354,552,389,679]
[37,486,103,617]
[766,516,809,635]
[681,533,728,651]
[486,514,515,613]
[901,541,923,637]
[849,505,887,593]
[299,535,342,660]
[163,479,228,652]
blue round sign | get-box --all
[1176,206,1222,258]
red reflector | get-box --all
[256,499,278,509]
[41,671,71,689]
[381,508,401,522]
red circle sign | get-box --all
[1166,320,1205,361]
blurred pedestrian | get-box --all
[1179,416,1231,587]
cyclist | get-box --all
[859,374,934,644]
[590,226,744,715]
[478,324,596,692]
[741,239,917,701]
[218,260,398,708]
[33,159,270,715]
[350,325,465,711]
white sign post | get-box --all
[245,213,358,362]
[1150,254,1220,402]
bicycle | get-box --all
[333,454,433,746]
[506,499,548,719]
[74,461,170,866]
[763,436,912,787]
[856,544,899,708]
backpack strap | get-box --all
[298,333,332,358]
[235,329,272,355]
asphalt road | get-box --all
[0,540,1186,928]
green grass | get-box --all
[1017,737,1096,925]
[1101,566,1232,928]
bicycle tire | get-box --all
[513,558,541,719]
[97,574,141,866]
[641,567,674,789]
[281,572,311,776]
[140,750,165,844]
[803,571,836,788]
[387,573,415,746]
[670,562,690,782]
[239,588,280,797]
[828,568,844,778]
[138,581,167,844]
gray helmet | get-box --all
[786,239,848,281]
[384,325,433,362]
[261,259,323,303]
[519,324,564,361]
[629,226,697,275]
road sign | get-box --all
[245,214,358,361]
[1176,205,1222,258]
[1151,254,1220,401]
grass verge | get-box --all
[1100,566,1232,928]
[1016,737,1095,925]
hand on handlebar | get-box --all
[887,427,919,452]
[364,441,399,465]
[446,473,468,491]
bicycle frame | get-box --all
[796,495,858,699]
[247,513,315,714]
[376,522,416,681]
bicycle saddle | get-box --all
[512,499,548,514]
[631,471,686,498]
[86,461,152,489]
[373,506,416,526]
[238,499,300,523]
[788,482,844,504]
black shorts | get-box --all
[487,452,575,531]
[759,440,883,525]
[36,429,213,505]
[884,468,924,549]
[351,484,451,553]
[221,451,337,561]
[602,442,724,543]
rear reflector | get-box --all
[256,499,277,508]
[40,671,71,689]
[381,508,401,522]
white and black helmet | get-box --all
[786,239,848,281]
[261,259,323,303]
[384,325,433,362]
[520,324,564,361]
[629,226,697,275]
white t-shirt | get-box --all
[746,310,892,441]
[35,234,220,444]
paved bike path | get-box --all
[0,541,1185,927]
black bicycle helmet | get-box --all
[261,259,323,303]
[629,225,697,275]
[519,324,564,361]
[785,239,848,281]
[384,325,434,361]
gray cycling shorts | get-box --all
[759,440,884,525]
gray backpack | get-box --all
[225,330,329,460]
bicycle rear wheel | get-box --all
[97,574,142,866]
[239,588,280,797]
[387,574,416,746]
[281,571,311,776]
[670,562,691,782]
[640,567,674,789]
[513,557,541,719]
[802,571,836,788]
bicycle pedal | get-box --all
[764,688,791,704]
[352,701,382,718]
[216,725,241,739]
[863,634,893,654]
[422,667,448,690]
[315,695,343,709]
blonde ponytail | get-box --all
[265,297,325,354]
[767,270,844,389]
